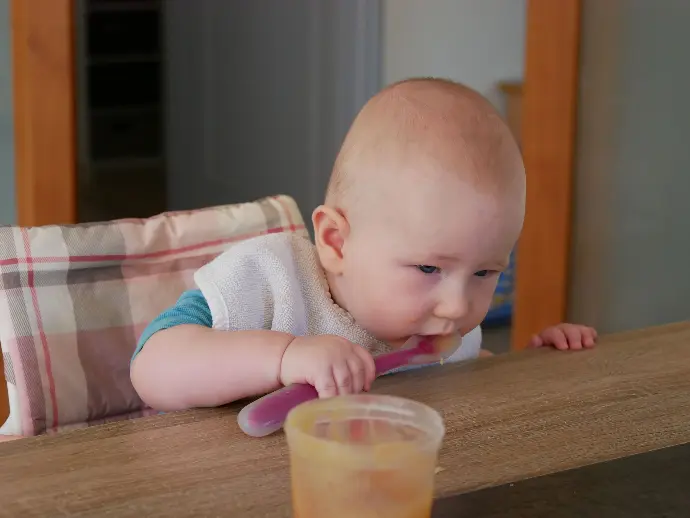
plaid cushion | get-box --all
[0,195,307,436]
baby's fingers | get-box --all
[346,357,367,394]
[330,361,356,395]
[581,326,598,348]
[529,334,544,348]
[315,368,339,399]
[562,325,585,350]
[353,348,376,391]
[540,327,569,350]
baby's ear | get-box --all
[312,205,349,274]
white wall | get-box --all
[568,0,690,333]
[164,1,380,223]
[0,0,15,225]
[165,1,525,220]
[382,0,526,111]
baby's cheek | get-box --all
[477,281,499,309]
[355,270,426,330]
[365,299,421,336]
[462,291,495,332]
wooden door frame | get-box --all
[12,0,77,227]
[512,0,581,349]
[2,0,580,425]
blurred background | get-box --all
[72,0,525,225]
[0,0,688,350]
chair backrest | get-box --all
[0,354,7,426]
[0,195,307,436]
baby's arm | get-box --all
[130,290,294,411]
[131,325,293,412]
[130,289,375,410]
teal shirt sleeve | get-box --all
[132,289,212,360]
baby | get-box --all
[130,78,597,411]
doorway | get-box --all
[8,0,580,351]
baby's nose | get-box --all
[434,295,470,322]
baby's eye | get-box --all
[474,270,490,277]
[416,265,440,274]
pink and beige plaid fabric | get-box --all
[0,195,307,436]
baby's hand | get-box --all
[530,323,598,351]
[280,335,376,398]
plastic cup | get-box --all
[284,394,445,518]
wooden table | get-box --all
[1,322,689,517]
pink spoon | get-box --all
[237,335,458,437]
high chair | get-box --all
[0,195,307,437]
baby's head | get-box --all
[313,78,525,346]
